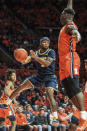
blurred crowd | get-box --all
[0,0,87,70]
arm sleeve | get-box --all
[48,49,56,60]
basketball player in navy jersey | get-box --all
[6,37,58,120]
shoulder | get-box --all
[48,49,56,57]
[65,22,78,34]
[49,49,56,54]
[5,80,13,86]
[66,24,77,30]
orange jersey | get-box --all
[5,118,11,126]
[58,22,80,80]
[0,103,15,118]
[0,80,15,118]
[15,112,28,126]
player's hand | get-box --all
[72,35,79,43]
[22,56,31,64]
[30,50,36,59]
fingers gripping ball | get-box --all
[14,48,28,63]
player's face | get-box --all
[40,109,45,116]
[60,12,71,25]
[26,106,32,112]
[10,73,16,82]
[40,40,50,50]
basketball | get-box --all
[14,48,28,63]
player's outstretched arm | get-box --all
[67,0,73,9]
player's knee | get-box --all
[46,87,54,95]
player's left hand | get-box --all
[30,50,36,58]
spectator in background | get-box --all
[23,104,34,125]
[32,105,39,116]
[15,106,34,131]
[58,107,70,131]
[33,107,51,131]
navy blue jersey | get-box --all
[35,48,56,76]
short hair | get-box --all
[26,104,31,108]
[6,69,16,80]
[39,106,45,111]
[40,37,50,43]
[62,8,75,15]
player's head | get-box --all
[6,69,16,82]
[60,8,75,25]
[40,37,50,50]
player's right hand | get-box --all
[22,56,31,64]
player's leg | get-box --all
[9,79,34,101]
[9,119,16,131]
[7,74,42,105]
[62,77,87,130]
[7,104,16,131]
[46,87,57,113]
[62,77,87,119]
[0,79,34,107]
[46,78,58,120]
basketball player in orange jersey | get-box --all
[0,69,17,131]
[58,0,87,130]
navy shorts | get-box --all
[27,74,58,91]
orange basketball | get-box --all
[14,48,28,63]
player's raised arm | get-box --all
[67,0,73,9]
